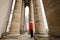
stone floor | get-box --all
[0,32,34,40]
[19,32,34,40]
[1,32,60,40]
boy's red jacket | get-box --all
[29,23,33,30]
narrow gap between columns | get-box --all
[25,6,29,31]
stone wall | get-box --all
[0,0,12,38]
[43,0,60,36]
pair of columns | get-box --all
[9,0,48,38]
[29,0,60,39]
[30,0,60,39]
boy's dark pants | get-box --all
[30,30,33,38]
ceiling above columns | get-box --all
[23,0,30,6]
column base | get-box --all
[34,32,49,40]
[2,32,20,39]
[20,29,25,34]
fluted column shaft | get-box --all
[33,0,48,37]
[20,1,25,34]
[9,0,22,35]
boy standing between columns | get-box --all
[29,22,33,38]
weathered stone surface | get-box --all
[33,0,47,34]
[0,0,12,38]
[10,0,22,33]
[1,32,34,40]
[43,0,60,36]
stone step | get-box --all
[1,39,17,40]
[2,32,20,39]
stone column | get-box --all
[0,0,12,38]
[29,0,35,33]
[43,0,60,36]
[3,0,23,38]
[33,0,48,38]
[20,1,25,34]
